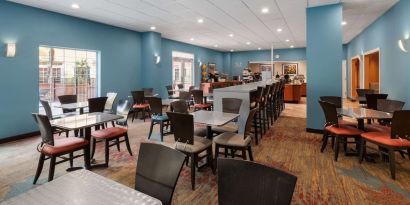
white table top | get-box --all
[338,107,393,119]
[1,170,162,205]
[51,112,123,130]
[55,102,88,109]
[192,110,239,126]
[214,80,276,93]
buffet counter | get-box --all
[284,83,302,103]
[200,81,242,94]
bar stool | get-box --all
[252,87,265,143]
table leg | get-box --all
[80,108,84,114]
[206,125,212,140]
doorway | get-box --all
[172,51,194,89]
[364,50,380,93]
[351,57,360,98]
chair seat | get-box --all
[92,127,127,139]
[152,114,168,121]
[361,132,410,147]
[212,123,238,134]
[174,136,212,153]
[42,137,88,155]
[325,125,363,136]
[133,103,149,109]
[194,127,207,137]
[194,103,212,108]
[338,119,357,127]
[213,132,251,147]
[364,124,391,133]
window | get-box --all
[172,51,194,89]
[39,46,98,112]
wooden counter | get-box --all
[300,83,307,97]
[201,81,242,94]
[284,84,302,103]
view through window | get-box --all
[39,46,98,113]
[172,51,194,89]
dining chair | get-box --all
[170,100,189,114]
[217,158,297,205]
[319,100,363,160]
[211,98,242,134]
[146,97,170,142]
[166,85,178,99]
[90,99,133,167]
[40,100,71,137]
[191,89,212,111]
[166,112,214,190]
[104,92,117,113]
[251,87,264,145]
[375,99,406,126]
[214,108,257,161]
[177,84,184,89]
[360,110,410,179]
[88,97,108,113]
[135,143,185,205]
[356,89,374,105]
[143,88,154,96]
[32,114,90,184]
[131,90,150,122]
[179,91,192,107]
[58,95,77,113]
[365,93,388,110]
[319,96,356,127]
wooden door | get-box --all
[364,51,380,93]
[351,58,360,98]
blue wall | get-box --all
[306,4,343,130]
[346,0,409,107]
[0,1,142,139]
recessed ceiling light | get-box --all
[230,49,234,52]
[190,38,195,41]
[341,21,347,26]
[290,45,294,48]
[285,39,290,42]
[197,18,204,23]
[150,26,156,30]
[258,48,261,50]
[71,3,79,9]
[246,42,251,45]
[276,28,282,32]
[229,34,234,37]
[261,8,269,14]
[214,44,218,48]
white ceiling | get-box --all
[9,0,398,51]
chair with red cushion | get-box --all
[131,90,151,122]
[359,110,410,179]
[91,99,133,167]
[319,101,364,161]
[32,114,90,184]
[319,96,357,127]
[191,89,212,111]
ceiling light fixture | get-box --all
[290,45,294,48]
[276,28,282,32]
[229,34,234,37]
[197,18,204,23]
[71,3,79,9]
[261,8,269,14]
[190,38,195,41]
[150,26,156,30]
[285,39,290,42]
[341,21,347,26]
[230,49,234,52]
[258,48,261,50]
[246,42,251,45]
[214,44,218,48]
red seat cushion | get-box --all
[325,125,363,136]
[361,132,410,147]
[42,137,88,155]
[338,119,357,127]
[365,124,391,133]
[133,104,149,109]
[92,127,127,139]
[194,103,212,108]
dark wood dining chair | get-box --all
[365,93,388,110]
[143,88,154,96]
[131,90,151,122]
[319,100,363,160]
[166,85,178,99]
[177,84,184,89]
[147,97,170,141]
[32,114,90,184]
[217,158,297,205]
[319,96,356,127]
[58,95,77,113]
[166,112,214,190]
[360,110,410,179]
[90,99,133,167]
[135,143,185,205]
[88,97,108,113]
[375,99,405,126]
[40,100,71,137]
[170,100,189,114]
[211,98,242,134]
[356,89,374,105]
[191,89,212,111]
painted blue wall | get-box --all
[306,4,343,130]
[141,32,162,90]
[0,1,142,139]
[346,0,409,107]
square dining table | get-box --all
[55,102,88,114]
[0,169,162,205]
[338,107,393,130]
[191,110,239,139]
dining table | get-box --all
[0,169,162,205]
[55,102,88,114]
[191,110,239,139]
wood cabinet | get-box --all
[284,84,302,103]
[201,81,242,94]
[300,83,307,97]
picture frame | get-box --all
[282,63,298,75]
[208,63,216,74]
[259,64,272,72]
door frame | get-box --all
[350,55,361,99]
[171,51,195,88]
[363,48,381,93]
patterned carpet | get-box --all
[0,104,409,204]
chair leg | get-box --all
[33,153,45,184]
[334,137,340,161]
[124,134,133,156]
[224,147,228,157]
[116,138,121,151]
[148,121,154,139]
[242,149,247,160]
[320,133,329,153]
[247,146,254,161]
[190,153,196,190]
[388,149,396,180]
[91,138,97,159]
[48,156,56,182]
[69,152,74,168]
[214,144,219,159]
[104,140,110,167]
[160,121,164,142]
[359,138,365,163]
[207,147,215,174]
[84,147,90,170]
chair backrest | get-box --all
[256,87,264,103]
[146,97,163,115]
[171,100,189,114]
[166,112,194,145]
[88,97,108,113]
[242,108,258,136]
[356,89,374,97]
[135,143,186,205]
[32,114,54,146]
[319,96,342,108]
[261,85,271,105]
[377,99,405,113]
[249,90,258,109]
[177,84,184,89]
[222,98,242,114]
[131,90,145,105]
[188,86,195,92]
[191,89,204,104]
[391,110,410,141]
[365,93,388,110]
[104,92,117,111]
[143,88,154,96]
[217,158,297,205]
[166,85,174,96]
[58,95,77,104]
[270,83,277,96]
[116,99,131,126]
[179,91,191,101]
[40,100,53,119]
[318,100,338,127]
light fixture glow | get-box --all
[71,3,79,9]
[261,8,269,14]
[290,45,294,48]
[275,54,280,59]
[258,48,261,50]
[285,39,290,42]
[229,34,234,37]
[341,21,347,26]
[398,39,408,53]
[190,38,195,41]
[214,44,218,48]
[230,49,234,52]
[5,43,16,57]
[154,54,161,64]
[276,28,282,32]
[150,26,156,30]
[197,18,204,23]
[246,42,251,45]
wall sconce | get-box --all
[398,39,408,53]
[154,54,160,64]
[275,54,280,59]
[5,43,16,57]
